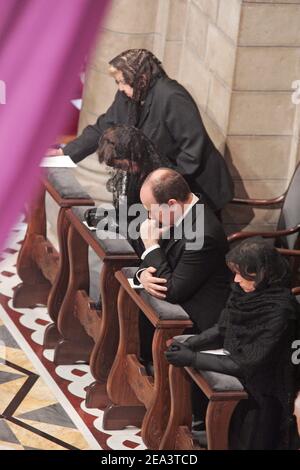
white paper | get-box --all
[200,348,230,356]
[40,155,77,168]
[71,98,82,110]
[128,278,144,289]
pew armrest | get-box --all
[140,290,190,321]
[230,194,285,207]
[227,225,300,243]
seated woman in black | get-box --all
[85,124,168,254]
[165,238,300,450]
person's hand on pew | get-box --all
[139,266,168,299]
[45,147,64,156]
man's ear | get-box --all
[168,199,177,207]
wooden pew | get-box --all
[51,206,138,408]
[103,267,193,449]
[14,168,94,329]
[160,354,248,450]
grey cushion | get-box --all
[200,370,244,392]
[46,168,91,199]
[140,291,190,321]
[120,268,190,320]
[71,206,135,255]
[121,266,140,279]
[173,335,244,392]
[296,295,300,305]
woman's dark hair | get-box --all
[97,125,168,208]
[226,237,291,288]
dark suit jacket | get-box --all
[134,201,232,332]
[64,76,234,211]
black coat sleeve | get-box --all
[184,325,224,351]
[63,91,129,163]
[139,237,221,304]
[192,352,243,377]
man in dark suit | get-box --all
[56,49,233,212]
[134,168,231,332]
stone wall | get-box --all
[225,0,300,233]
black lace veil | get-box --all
[97,125,168,209]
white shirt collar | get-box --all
[175,193,199,227]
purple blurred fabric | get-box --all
[0,0,109,250]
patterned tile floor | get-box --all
[0,320,90,450]
[0,220,145,450]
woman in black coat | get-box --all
[62,49,234,212]
[165,238,300,450]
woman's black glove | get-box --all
[165,341,196,367]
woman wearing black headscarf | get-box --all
[61,49,233,213]
[165,238,300,449]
